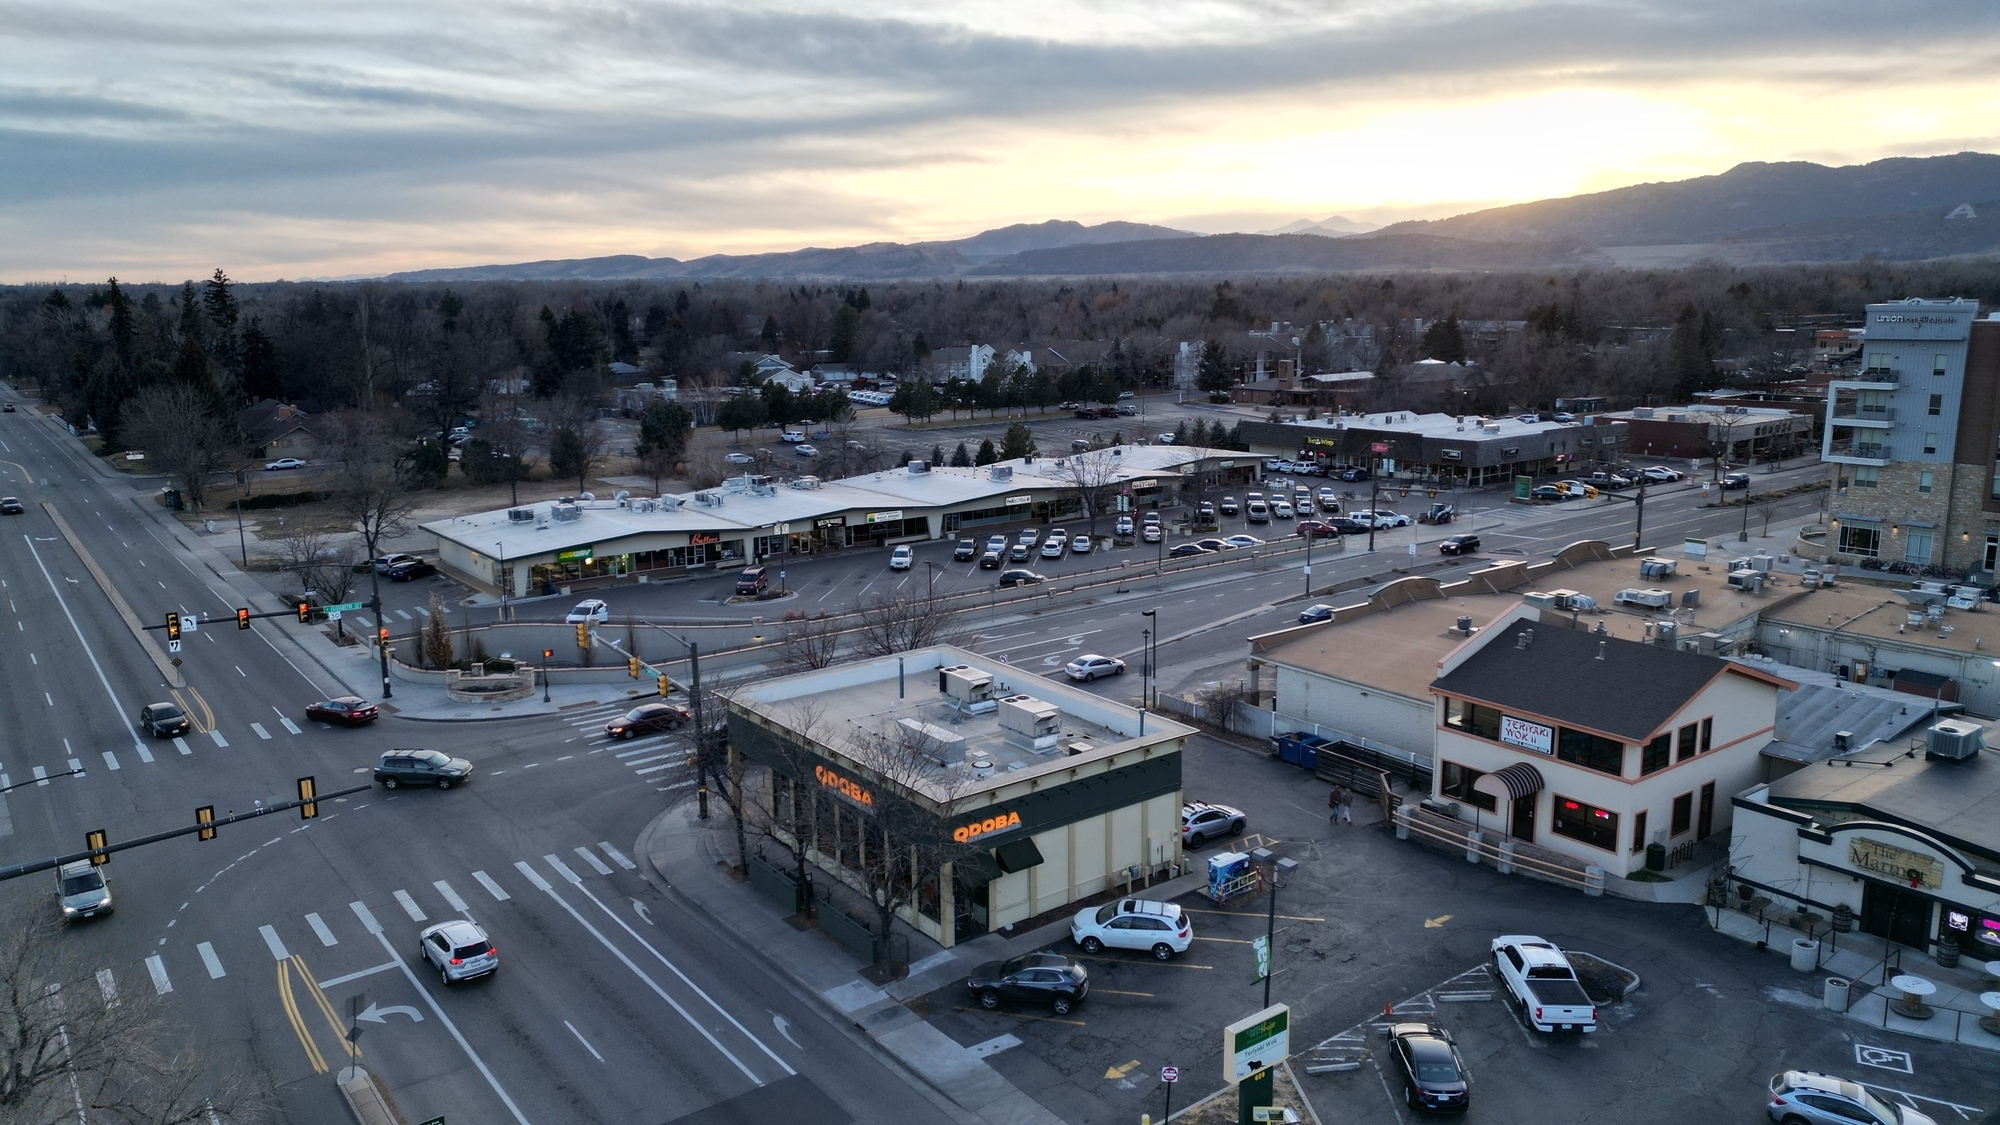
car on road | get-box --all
[1298,603,1335,624]
[1070,898,1191,960]
[565,599,611,624]
[794,444,819,457]
[725,452,755,465]
[1388,1022,1469,1113]
[1064,654,1125,681]
[1722,471,1751,490]
[997,569,1045,588]
[1116,404,1138,415]
[305,697,379,726]
[1223,534,1263,549]
[1438,534,1481,556]
[606,702,691,739]
[1070,535,1092,555]
[889,545,914,570]
[985,534,1008,555]
[420,919,498,985]
[139,702,192,738]
[1155,432,1175,444]
[374,552,422,573]
[1194,537,1233,552]
[1354,509,1411,528]
[374,749,473,789]
[0,496,20,515]
[953,539,977,561]
[978,550,1003,569]
[1529,484,1564,502]
[966,952,1088,1016]
[1167,542,1211,558]
[1336,466,1371,482]
[1141,524,1164,543]
[1041,535,1067,559]
[1766,1070,1933,1125]
[1295,520,1338,540]
[56,861,112,921]
[1008,542,1032,562]
[1181,801,1245,845]
[263,457,306,471]
[386,559,437,581]
[1,403,13,412]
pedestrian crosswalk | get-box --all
[560,703,700,793]
[104,843,640,998]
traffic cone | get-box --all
[1383,1001,1393,1016]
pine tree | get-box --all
[105,277,134,369]
[1197,340,1232,394]
[975,438,997,466]
[1421,316,1466,363]
[1000,422,1036,460]
[240,317,281,401]
[950,442,972,467]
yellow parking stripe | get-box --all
[1071,954,1213,971]
[276,961,327,1074]
[1094,989,1155,998]
[1180,907,1327,922]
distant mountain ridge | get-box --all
[378,153,2000,282]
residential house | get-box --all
[236,401,321,462]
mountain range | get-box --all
[379,153,2000,282]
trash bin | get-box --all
[1823,976,1850,1012]
[1646,842,1666,872]
[1791,938,1819,972]
[1935,941,1961,970]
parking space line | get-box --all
[1070,954,1213,970]
[1192,936,1256,944]
[1093,989,1155,997]
[952,1006,1086,1027]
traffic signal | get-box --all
[575,623,589,648]
[542,647,554,663]
[657,674,670,697]
[196,805,216,841]
[164,613,181,642]
[297,602,311,623]
[378,626,389,645]
[297,777,318,820]
[628,656,641,678]
[85,829,108,866]
[237,607,251,630]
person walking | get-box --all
[1336,786,1354,825]
[1327,786,1340,824]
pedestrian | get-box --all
[1327,786,1340,823]
[1338,788,1354,825]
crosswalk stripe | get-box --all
[472,870,509,901]
[0,774,9,790]
[145,954,172,995]
[259,925,289,961]
[101,751,119,771]
[97,968,117,1007]
[513,860,552,892]
[349,900,382,935]
[395,609,412,620]
[279,717,301,735]
[306,913,337,947]
[251,723,271,740]
[173,736,191,756]
[572,847,613,876]
[393,889,426,921]
[197,942,225,979]
[414,606,429,617]
[612,740,672,756]
[135,744,153,762]
[208,730,228,748]
[434,880,468,913]
[33,767,47,787]
[67,757,82,773]
[620,752,677,766]
[598,842,637,871]
[543,854,582,884]
[634,763,678,775]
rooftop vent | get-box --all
[989,465,1013,482]
[551,503,582,523]
[789,476,822,489]
[908,461,930,475]
[506,508,536,523]
[896,717,966,766]
[1926,719,1983,762]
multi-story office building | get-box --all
[1823,298,2000,574]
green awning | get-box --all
[993,837,1045,875]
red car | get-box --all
[1295,520,1340,539]
[305,697,379,726]
[606,703,691,740]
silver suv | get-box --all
[56,861,112,920]
[1767,1071,1934,1125]
[420,919,498,984]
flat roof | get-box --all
[1279,410,1591,440]
[1763,582,2000,658]
[1764,722,2000,862]
[727,646,1194,803]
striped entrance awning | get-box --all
[1473,762,1546,802]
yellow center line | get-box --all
[953,1006,1086,1027]
[291,955,359,1062]
[277,961,327,1074]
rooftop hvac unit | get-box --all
[1654,620,1678,646]
[693,491,722,507]
[1639,557,1677,580]
[789,476,822,489]
[630,498,655,514]
[1522,591,1558,610]
[896,717,966,766]
[1064,741,1095,757]
[1726,570,1763,594]
[989,465,1013,482]
[1926,719,1984,761]
[908,461,930,475]
[997,695,1061,752]
[551,503,582,522]
[939,665,994,704]
[655,494,682,511]
[1632,407,1655,419]
[507,508,536,523]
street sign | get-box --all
[1161,1066,1179,1083]
[180,615,197,634]
[325,609,342,621]
[324,602,364,614]
[1223,1004,1290,1084]
[1252,935,1270,982]
[167,639,181,653]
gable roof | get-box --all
[235,400,315,446]
[1430,617,1786,742]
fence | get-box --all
[1394,804,1601,895]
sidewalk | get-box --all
[636,800,1203,1125]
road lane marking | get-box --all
[66,758,81,773]
[276,959,327,1075]
[614,743,671,758]
[32,767,47,787]
[145,955,171,994]
[306,913,337,947]
[543,854,581,884]
[393,890,426,921]
[512,861,552,892]
[43,692,50,706]
[208,730,228,748]
[315,961,400,990]
[634,764,677,775]
[435,880,469,913]
[395,609,411,620]
[565,1020,605,1062]
[197,942,225,978]
[472,870,510,901]
[251,723,271,740]
[260,925,290,961]
[349,900,382,935]
[101,751,119,771]
[599,843,637,870]
[96,968,117,1007]
[278,716,301,735]
[573,847,613,875]
[622,753,677,766]
[135,743,152,762]
[362,925,530,1123]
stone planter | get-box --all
[444,668,535,703]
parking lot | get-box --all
[911,737,2000,1125]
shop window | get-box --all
[1630,810,1648,854]
[1556,728,1624,776]
[1550,796,1618,852]
[1671,792,1694,836]
[1439,762,1497,812]
[1443,699,1502,741]
[1935,353,1950,375]
[1677,723,1699,762]
[1837,524,1880,558]
[1641,733,1672,775]
[1699,717,1713,753]
[1905,527,1933,565]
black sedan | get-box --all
[997,569,1045,588]
[1721,471,1751,490]
[953,539,977,561]
[966,952,1089,1016]
[1438,534,1481,556]
[305,697,379,726]
[1336,466,1371,482]
[1325,517,1373,535]
[606,703,691,739]
[138,702,192,738]
[1529,485,1564,501]
[1389,1022,1468,1112]
[385,559,437,581]
[1298,604,1335,624]
[1166,543,1212,559]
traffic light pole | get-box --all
[367,565,392,699]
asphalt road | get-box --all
[0,402,961,1125]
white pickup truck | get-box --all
[1490,935,1597,1033]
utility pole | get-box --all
[688,640,709,820]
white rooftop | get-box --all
[1282,410,1587,439]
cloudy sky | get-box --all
[4,0,1998,283]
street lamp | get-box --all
[495,539,509,622]
[1251,848,1300,1008]
[542,647,553,703]
[924,560,938,599]
[1140,609,1157,708]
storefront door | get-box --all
[1696,782,1715,840]
[1860,882,1934,950]
[1510,793,1536,841]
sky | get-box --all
[5,0,2000,283]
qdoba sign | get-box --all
[954,810,1022,843]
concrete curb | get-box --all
[335,1066,399,1125]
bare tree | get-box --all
[839,719,979,966]
[780,609,844,671]
[745,701,834,916]
[324,413,421,686]
[119,384,241,511]
[851,588,962,657]
[0,909,267,1124]
[1052,447,1124,535]
[273,522,357,608]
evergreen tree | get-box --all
[240,316,281,401]
[1190,419,1210,447]
[105,277,134,369]
[1197,340,1233,394]
[1173,420,1189,445]
[760,314,781,351]
[1671,303,1721,399]
[762,382,797,427]
[1421,315,1466,363]
[635,400,692,462]
[175,281,202,344]
[829,304,861,363]
[999,421,1037,460]
[950,441,973,467]
[975,437,997,466]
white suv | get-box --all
[420,919,498,984]
[889,545,913,570]
[1070,898,1192,960]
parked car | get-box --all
[1296,520,1338,540]
[1529,485,1564,502]
[139,702,192,738]
[1116,404,1138,415]
[1316,486,1340,508]
[1040,535,1067,559]
[305,697,379,726]
[1327,517,1373,535]
[1245,500,1270,523]
[953,539,977,561]
[889,545,913,570]
[565,599,611,624]
[55,861,112,921]
[794,444,819,457]
[1141,524,1164,543]
[1722,471,1751,490]
[1167,542,1212,558]
[780,428,806,443]
[1766,1070,1933,1125]
[1336,466,1371,482]
[0,496,21,515]
[965,952,1088,1016]
[979,550,1003,569]
[1271,499,1294,519]
[1070,535,1093,555]
[985,534,1008,555]
[1438,534,1481,556]
[419,919,498,985]
[1490,935,1597,1032]
[386,559,437,581]
[1181,802,1245,846]
[1018,528,1041,546]
[374,553,422,573]
[1641,465,1683,483]
[1197,502,1217,522]
[1070,898,1192,960]
[1114,516,1134,537]
[1219,496,1241,516]
[725,452,755,465]
[374,749,473,789]
[1298,603,1335,624]
[1155,433,1175,444]
[735,566,768,596]
[0,403,14,412]
[1293,497,1313,516]
[1389,1022,1470,1113]
[263,457,306,471]
[997,569,1045,588]
[1009,542,1032,562]
[1064,654,1125,681]
[605,703,691,739]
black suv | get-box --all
[139,702,192,738]
[386,559,437,581]
[953,539,977,561]
[374,749,473,789]
[1438,534,1481,556]
[1389,1022,1468,1112]
[966,952,1089,1016]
